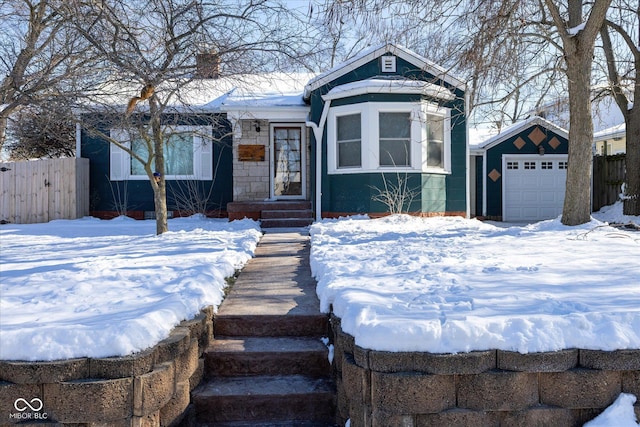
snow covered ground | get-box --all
[0,216,261,361]
[310,202,640,426]
[310,203,640,354]
[1,204,639,425]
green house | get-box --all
[80,44,469,224]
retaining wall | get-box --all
[330,315,640,427]
[0,307,213,427]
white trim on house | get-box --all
[321,78,455,102]
[109,125,213,181]
[225,108,310,139]
[326,101,451,175]
[269,122,307,201]
[304,43,466,99]
[474,116,568,151]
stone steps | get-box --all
[205,336,331,378]
[191,231,336,426]
[226,201,314,228]
[214,314,328,337]
[193,375,334,425]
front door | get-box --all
[271,125,305,199]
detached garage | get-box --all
[470,117,569,222]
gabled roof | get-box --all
[473,116,568,151]
[303,43,465,100]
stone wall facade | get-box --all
[231,119,312,202]
[232,119,271,201]
[0,307,213,427]
[330,314,640,427]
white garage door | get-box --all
[503,156,568,222]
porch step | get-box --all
[193,375,334,425]
[261,218,314,228]
[205,336,330,378]
[262,209,314,219]
[227,201,314,228]
[214,314,328,337]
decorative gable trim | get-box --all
[303,43,466,100]
[321,78,455,102]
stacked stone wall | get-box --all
[232,119,270,201]
[330,314,640,427]
[0,307,213,427]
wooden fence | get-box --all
[592,154,626,212]
[0,158,90,224]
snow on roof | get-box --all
[85,73,315,113]
[594,122,626,141]
[304,43,465,100]
[219,72,315,111]
[472,116,568,151]
[321,77,455,101]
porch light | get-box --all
[538,145,545,156]
[254,121,261,133]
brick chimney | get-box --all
[196,53,220,79]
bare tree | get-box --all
[62,0,314,234]
[598,2,640,215]
[0,0,88,153]
[543,0,613,225]
[6,98,76,159]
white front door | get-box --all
[502,155,568,222]
[270,124,306,199]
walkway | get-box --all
[191,229,336,426]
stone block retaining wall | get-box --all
[330,315,640,427]
[0,307,213,427]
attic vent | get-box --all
[381,55,396,73]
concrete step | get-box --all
[261,209,314,219]
[199,421,336,427]
[214,314,329,337]
[261,218,314,228]
[192,375,335,425]
[205,336,330,378]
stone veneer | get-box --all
[0,307,213,427]
[232,119,271,201]
[231,119,311,202]
[330,314,640,427]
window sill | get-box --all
[328,167,451,175]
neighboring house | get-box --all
[470,116,569,222]
[79,43,468,224]
[594,123,626,155]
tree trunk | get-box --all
[149,97,168,235]
[624,106,640,215]
[562,55,594,225]
[0,115,7,153]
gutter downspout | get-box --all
[75,122,82,158]
[305,98,332,222]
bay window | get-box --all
[327,102,451,174]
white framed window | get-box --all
[326,101,451,175]
[109,126,213,181]
[336,113,362,168]
[379,112,411,167]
